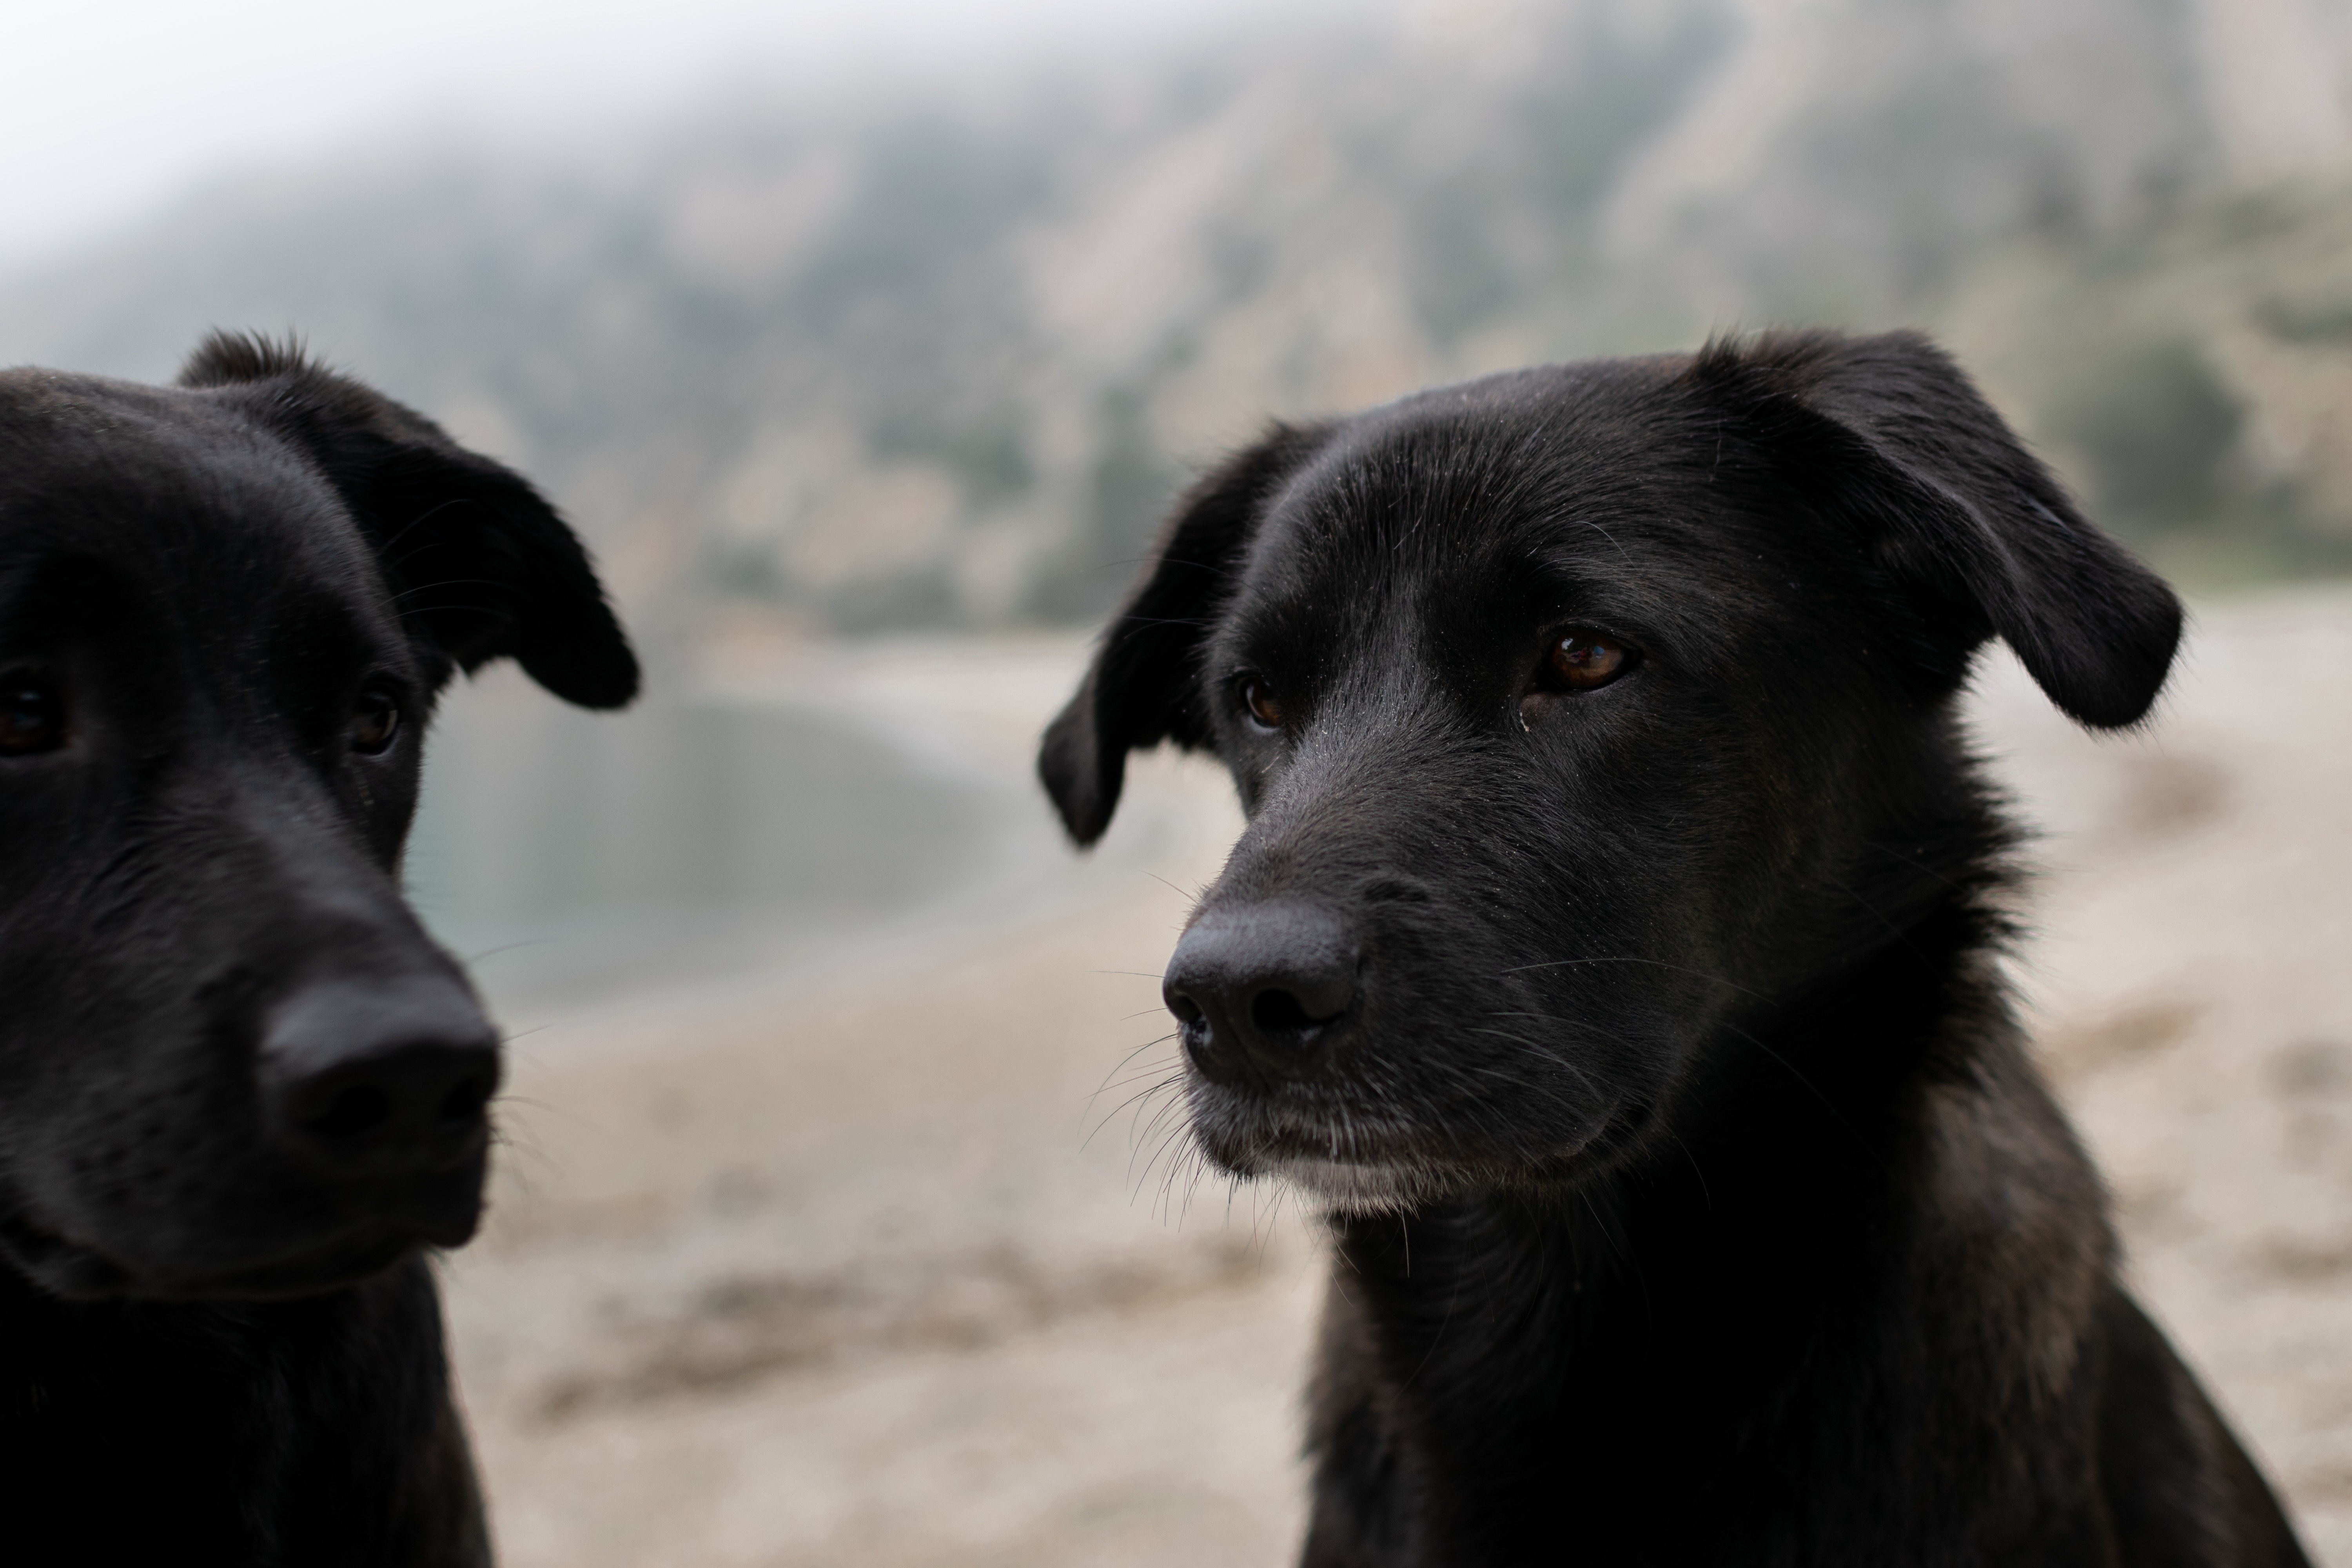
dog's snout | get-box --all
[1164,905,1359,1084]
[260,977,501,1181]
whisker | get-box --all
[1141,871,1198,904]
[1082,1070,1187,1152]
[464,938,561,965]
[388,577,505,605]
[1083,1031,1180,1112]
[1714,1018,1883,1167]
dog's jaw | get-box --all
[1186,1071,1623,1218]
[0,1161,475,1302]
[1183,1052,1630,1219]
[0,1204,136,1298]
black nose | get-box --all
[1163,904,1359,1084]
[259,977,502,1180]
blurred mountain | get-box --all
[1,0,2344,645]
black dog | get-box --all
[1042,331,2308,1565]
[0,333,636,1564]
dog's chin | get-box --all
[1187,1078,1620,1217]
[1263,1154,1466,1216]
[143,1227,433,1302]
[1185,1090,1474,1216]
[0,1208,140,1298]
[0,1207,445,1303]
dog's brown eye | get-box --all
[1240,676,1285,731]
[350,685,402,756]
[0,677,64,756]
[1546,632,1632,691]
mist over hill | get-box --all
[3,0,2344,647]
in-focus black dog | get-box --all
[0,333,636,1564]
[1042,330,2309,1565]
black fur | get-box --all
[0,333,638,1564]
[1040,330,2306,1565]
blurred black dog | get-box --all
[0,333,636,1564]
[1042,331,2308,1565]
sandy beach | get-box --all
[439,592,2352,1566]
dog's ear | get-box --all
[1040,421,1332,846]
[1702,329,2181,728]
[180,331,639,710]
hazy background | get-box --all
[11,2,2352,1562]
[15,0,2352,646]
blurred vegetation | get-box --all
[1955,174,2352,589]
[0,0,2340,641]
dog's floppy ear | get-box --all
[1040,421,1332,846]
[180,331,639,710]
[1704,329,2181,728]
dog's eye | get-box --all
[1544,631,1633,691]
[1238,675,1285,731]
[0,677,64,756]
[350,685,402,756]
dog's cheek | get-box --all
[365,750,430,871]
[1216,737,1277,818]
[1233,761,1267,817]
[0,938,198,1247]
[0,859,121,1113]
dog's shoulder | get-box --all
[1907,999,2115,1419]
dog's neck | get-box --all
[1310,889,2111,1557]
[0,1257,486,1561]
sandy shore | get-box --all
[440,594,2352,1565]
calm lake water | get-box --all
[403,676,1001,1018]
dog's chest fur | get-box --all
[1302,908,2120,1565]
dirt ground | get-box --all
[440,590,2352,1566]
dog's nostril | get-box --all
[1251,988,1325,1034]
[304,1083,393,1142]
[436,1073,494,1128]
[261,977,503,1177]
[1163,904,1359,1082]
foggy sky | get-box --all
[0,0,1361,262]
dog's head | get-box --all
[0,333,637,1299]
[1042,330,2178,1213]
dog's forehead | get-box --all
[0,373,387,625]
[1228,361,1777,652]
